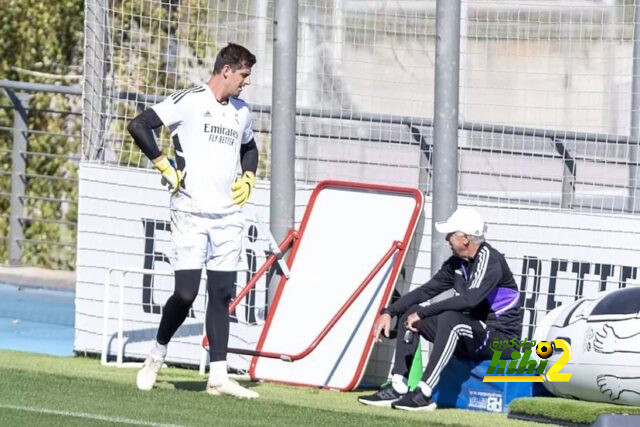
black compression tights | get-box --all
[156,269,236,362]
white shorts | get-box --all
[170,209,248,271]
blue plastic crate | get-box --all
[431,356,533,412]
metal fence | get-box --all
[0,81,81,270]
[81,1,640,212]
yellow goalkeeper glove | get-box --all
[231,171,256,206]
[153,156,183,193]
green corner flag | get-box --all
[407,340,423,390]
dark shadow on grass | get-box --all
[169,379,260,392]
[169,380,205,392]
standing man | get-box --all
[358,207,522,411]
[127,43,259,399]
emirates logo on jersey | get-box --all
[203,123,239,145]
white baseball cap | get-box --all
[435,207,486,237]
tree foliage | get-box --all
[0,0,84,269]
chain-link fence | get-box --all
[83,1,640,212]
[79,0,640,338]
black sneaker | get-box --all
[391,390,437,411]
[357,383,404,407]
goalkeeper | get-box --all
[358,207,522,411]
[127,43,259,399]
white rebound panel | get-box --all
[250,181,423,390]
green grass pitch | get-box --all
[509,396,640,425]
[0,350,549,426]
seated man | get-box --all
[358,207,523,411]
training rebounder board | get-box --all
[250,181,423,390]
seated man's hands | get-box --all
[373,313,392,342]
[153,156,184,193]
[231,171,256,206]
[405,312,421,332]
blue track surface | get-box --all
[0,283,74,356]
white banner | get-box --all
[76,163,640,381]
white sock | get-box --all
[150,342,167,360]
[417,381,432,397]
[391,374,408,394]
[209,361,228,384]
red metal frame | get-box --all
[201,229,296,351]
[206,240,403,360]
[248,180,423,390]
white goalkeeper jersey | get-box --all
[152,84,254,214]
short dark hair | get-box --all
[213,43,256,74]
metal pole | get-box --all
[164,0,179,87]
[7,91,30,265]
[555,140,576,209]
[431,0,461,272]
[269,0,298,304]
[250,0,269,103]
[82,0,107,161]
[629,0,640,213]
[333,0,344,71]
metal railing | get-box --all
[0,80,81,268]
[2,79,637,268]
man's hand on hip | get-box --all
[231,171,256,206]
[153,156,183,193]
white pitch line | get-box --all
[0,403,185,427]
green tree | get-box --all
[0,0,84,269]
